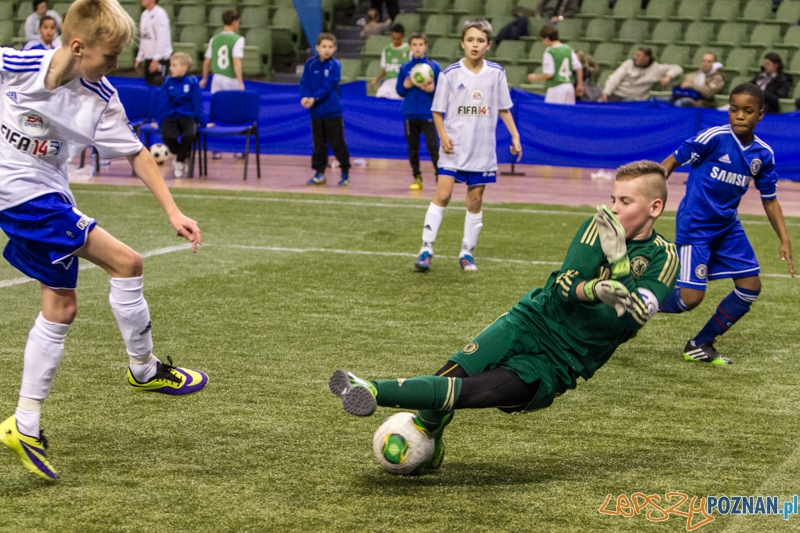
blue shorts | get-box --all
[0,193,97,289]
[438,168,497,186]
[676,222,760,290]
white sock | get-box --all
[109,276,154,366]
[18,314,70,435]
[15,398,42,438]
[421,203,445,253]
[460,211,483,258]
[129,353,159,382]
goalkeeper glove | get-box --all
[594,205,630,278]
[583,279,631,318]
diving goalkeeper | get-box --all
[329,160,679,470]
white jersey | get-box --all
[0,50,143,211]
[431,59,513,172]
[136,5,173,62]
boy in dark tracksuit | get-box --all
[396,32,441,191]
[154,52,206,178]
[301,33,351,186]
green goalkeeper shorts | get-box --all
[449,311,576,413]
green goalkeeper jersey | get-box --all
[511,217,679,381]
[381,43,410,80]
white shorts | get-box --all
[545,83,576,105]
[211,74,241,93]
[375,78,402,100]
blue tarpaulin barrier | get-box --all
[108,76,800,181]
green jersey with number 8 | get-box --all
[210,32,243,78]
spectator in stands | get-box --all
[301,33,351,187]
[360,8,391,40]
[671,53,725,108]
[536,0,580,22]
[200,9,245,160]
[527,24,583,104]
[751,52,793,114]
[23,15,61,50]
[135,0,172,86]
[24,0,61,41]
[396,32,441,191]
[601,47,683,102]
[371,0,399,23]
[369,23,409,100]
[153,52,206,179]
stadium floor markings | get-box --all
[220,244,564,266]
[0,244,191,288]
[72,188,800,227]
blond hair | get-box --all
[62,0,136,47]
[171,51,193,68]
[616,160,668,203]
[461,19,492,42]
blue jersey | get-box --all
[673,124,778,244]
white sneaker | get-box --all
[173,161,184,178]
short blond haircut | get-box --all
[171,51,193,68]
[461,19,492,42]
[62,0,136,47]
[616,160,668,203]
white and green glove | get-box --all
[594,205,629,278]
[583,278,632,317]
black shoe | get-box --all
[683,341,733,365]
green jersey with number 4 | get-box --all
[545,44,575,88]
[211,32,242,78]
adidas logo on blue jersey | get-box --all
[457,83,466,90]
[5,91,17,104]
[718,154,731,164]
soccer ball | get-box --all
[410,63,435,87]
[150,143,170,164]
[373,412,435,475]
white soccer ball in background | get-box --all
[410,63,434,87]
[150,143,170,165]
[373,412,435,475]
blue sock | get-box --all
[693,287,760,346]
[659,287,691,314]
[341,173,349,180]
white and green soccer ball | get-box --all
[410,63,434,87]
[373,412,435,475]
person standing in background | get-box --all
[135,0,172,86]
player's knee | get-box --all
[118,250,143,277]
[681,290,704,309]
[736,276,762,292]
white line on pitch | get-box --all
[221,244,563,266]
[0,244,191,289]
[72,188,800,227]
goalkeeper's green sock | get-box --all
[373,375,462,411]
[416,409,453,440]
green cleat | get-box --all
[428,437,444,470]
[0,416,58,481]
[329,369,377,416]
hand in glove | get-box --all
[583,278,632,318]
[594,205,629,278]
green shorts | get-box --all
[450,311,576,413]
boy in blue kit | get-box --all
[153,52,205,178]
[397,32,441,191]
[300,33,351,187]
[0,0,205,482]
[660,83,795,365]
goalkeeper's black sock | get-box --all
[373,375,462,411]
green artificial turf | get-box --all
[0,184,798,532]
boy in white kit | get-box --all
[0,0,207,482]
[414,19,522,272]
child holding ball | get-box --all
[396,32,441,191]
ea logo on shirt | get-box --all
[750,158,762,176]
[471,90,484,103]
[21,113,49,136]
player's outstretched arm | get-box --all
[661,155,679,178]
[762,198,795,277]
[128,149,202,252]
